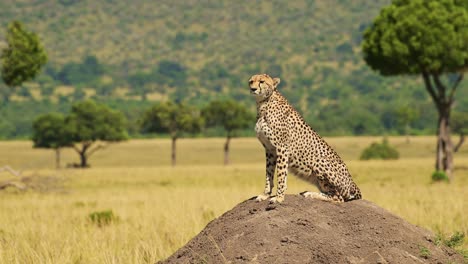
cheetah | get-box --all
[249,73,362,204]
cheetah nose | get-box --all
[250,88,257,92]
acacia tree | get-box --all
[141,101,203,166]
[0,20,47,102]
[202,100,254,165]
[66,100,128,168]
[32,113,73,169]
[362,0,468,181]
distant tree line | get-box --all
[32,97,468,169]
[33,99,254,168]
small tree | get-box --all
[141,101,203,166]
[202,100,254,165]
[32,113,73,169]
[362,0,468,181]
[452,112,468,153]
[66,100,128,168]
[0,21,47,102]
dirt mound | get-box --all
[160,195,464,264]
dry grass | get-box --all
[0,136,467,263]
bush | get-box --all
[444,232,465,248]
[360,138,399,160]
[435,231,468,261]
[431,170,449,183]
[88,210,118,227]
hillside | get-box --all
[160,195,465,263]
[0,0,467,138]
[0,0,388,68]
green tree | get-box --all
[141,101,203,166]
[32,113,73,168]
[66,100,128,168]
[452,112,468,153]
[362,0,468,181]
[202,100,254,165]
[0,20,47,102]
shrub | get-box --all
[431,170,449,183]
[435,231,466,260]
[88,210,118,227]
[360,138,399,160]
[435,231,465,247]
[419,245,431,259]
[444,232,465,248]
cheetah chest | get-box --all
[255,116,275,151]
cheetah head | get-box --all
[248,74,280,100]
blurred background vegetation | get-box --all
[0,0,467,139]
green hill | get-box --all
[0,0,387,68]
[0,0,467,138]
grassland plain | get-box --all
[0,136,467,263]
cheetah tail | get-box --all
[348,182,362,201]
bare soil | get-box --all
[159,195,464,264]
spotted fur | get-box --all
[249,73,362,204]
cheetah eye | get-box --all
[249,80,253,84]
[260,80,265,84]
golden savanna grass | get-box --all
[0,136,467,263]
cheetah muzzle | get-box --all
[249,73,362,204]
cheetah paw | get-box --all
[300,191,334,202]
[300,191,315,198]
[269,196,284,204]
[255,194,270,202]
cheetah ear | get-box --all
[273,78,281,88]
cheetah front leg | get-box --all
[256,150,277,202]
[269,147,289,204]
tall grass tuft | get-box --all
[88,210,118,227]
[431,170,449,183]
